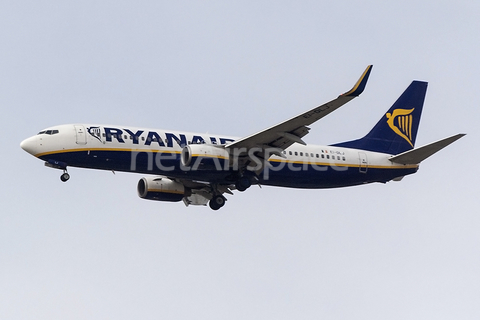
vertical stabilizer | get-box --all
[333,81,428,155]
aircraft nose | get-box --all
[20,136,38,156]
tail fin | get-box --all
[333,81,428,155]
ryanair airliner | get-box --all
[20,66,465,210]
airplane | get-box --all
[20,65,465,210]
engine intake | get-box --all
[137,177,185,202]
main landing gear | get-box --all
[235,176,251,192]
[209,195,226,210]
[208,177,252,210]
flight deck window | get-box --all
[52,130,59,134]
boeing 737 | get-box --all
[20,66,465,210]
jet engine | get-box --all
[137,177,186,202]
[181,144,230,170]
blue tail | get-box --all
[333,81,428,155]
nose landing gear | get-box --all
[60,171,70,182]
[44,160,70,182]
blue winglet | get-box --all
[342,65,373,97]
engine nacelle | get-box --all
[137,177,185,202]
[181,144,230,170]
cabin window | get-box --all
[316,154,319,158]
[294,151,298,156]
[327,155,330,159]
[300,152,303,156]
[141,137,145,141]
[289,151,292,155]
[342,157,346,161]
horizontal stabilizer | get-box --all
[389,134,466,164]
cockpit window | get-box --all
[37,130,59,135]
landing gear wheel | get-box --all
[235,177,251,192]
[209,195,225,210]
[60,172,70,182]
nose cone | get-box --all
[20,136,38,156]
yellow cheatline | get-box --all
[191,154,228,160]
[35,147,181,158]
[268,158,418,169]
[35,147,419,170]
[148,189,184,194]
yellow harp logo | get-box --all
[386,108,415,147]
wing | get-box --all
[224,65,373,170]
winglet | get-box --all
[342,65,373,97]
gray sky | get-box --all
[1,1,479,319]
